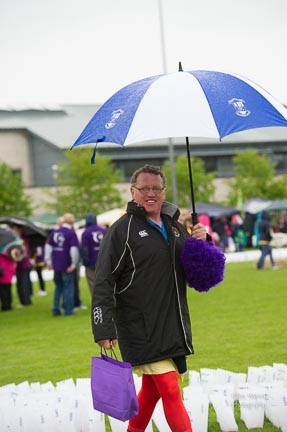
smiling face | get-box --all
[131,172,166,220]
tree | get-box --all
[0,162,32,216]
[48,149,123,217]
[162,155,216,207]
[227,149,287,205]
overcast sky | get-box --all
[1,0,287,106]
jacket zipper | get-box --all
[171,228,193,354]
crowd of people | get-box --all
[0,212,107,313]
[1,163,286,431]
[180,208,287,252]
[0,202,286,313]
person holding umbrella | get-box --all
[91,165,209,432]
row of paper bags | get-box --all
[0,363,286,432]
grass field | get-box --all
[0,260,286,431]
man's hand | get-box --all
[97,339,118,349]
[46,263,53,271]
[66,265,76,273]
[190,223,207,240]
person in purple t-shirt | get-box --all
[81,214,107,293]
[45,213,80,316]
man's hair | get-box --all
[130,165,166,187]
[63,213,74,225]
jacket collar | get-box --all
[126,200,180,221]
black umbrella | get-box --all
[0,216,48,248]
[0,227,25,261]
[0,227,18,250]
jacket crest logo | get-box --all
[93,307,103,325]
[172,227,180,237]
[139,230,149,238]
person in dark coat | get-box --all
[256,211,278,270]
[11,225,33,306]
[32,246,47,296]
[81,213,107,293]
[91,165,208,432]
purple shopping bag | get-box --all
[91,353,139,422]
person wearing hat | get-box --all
[81,214,107,293]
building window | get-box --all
[11,168,22,181]
[114,159,165,182]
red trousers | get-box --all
[128,371,192,432]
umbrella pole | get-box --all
[185,137,198,225]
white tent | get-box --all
[97,208,126,227]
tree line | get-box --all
[0,148,286,217]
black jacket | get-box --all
[91,201,194,366]
[258,212,272,243]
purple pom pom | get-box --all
[181,238,226,292]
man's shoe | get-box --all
[37,290,47,296]
[74,305,88,311]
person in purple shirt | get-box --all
[45,213,80,316]
[81,214,107,293]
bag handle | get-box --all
[101,346,118,360]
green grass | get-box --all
[187,260,287,372]
[0,261,286,431]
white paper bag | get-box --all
[237,384,265,429]
[209,385,238,432]
[184,388,209,432]
[200,368,218,394]
[86,408,106,432]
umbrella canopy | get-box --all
[0,227,18,250]
[0,216,47,248]
[0,228,22,253]
[242,198,272,214]
[72,65,287,224]
[266,199,287,211]
[190,202,238,218]
[29,213,62,230]
[97,208,126,227]
[0,227,26,261]
[72,68,287,147]
[76,208,126,229]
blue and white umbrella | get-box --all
[72,65,287,222]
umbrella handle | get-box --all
[185,137,198,225]
[191,212,198,225]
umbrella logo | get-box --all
[228,98,251,117]
[105,109,124,129]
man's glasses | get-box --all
[132,185,165,195]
